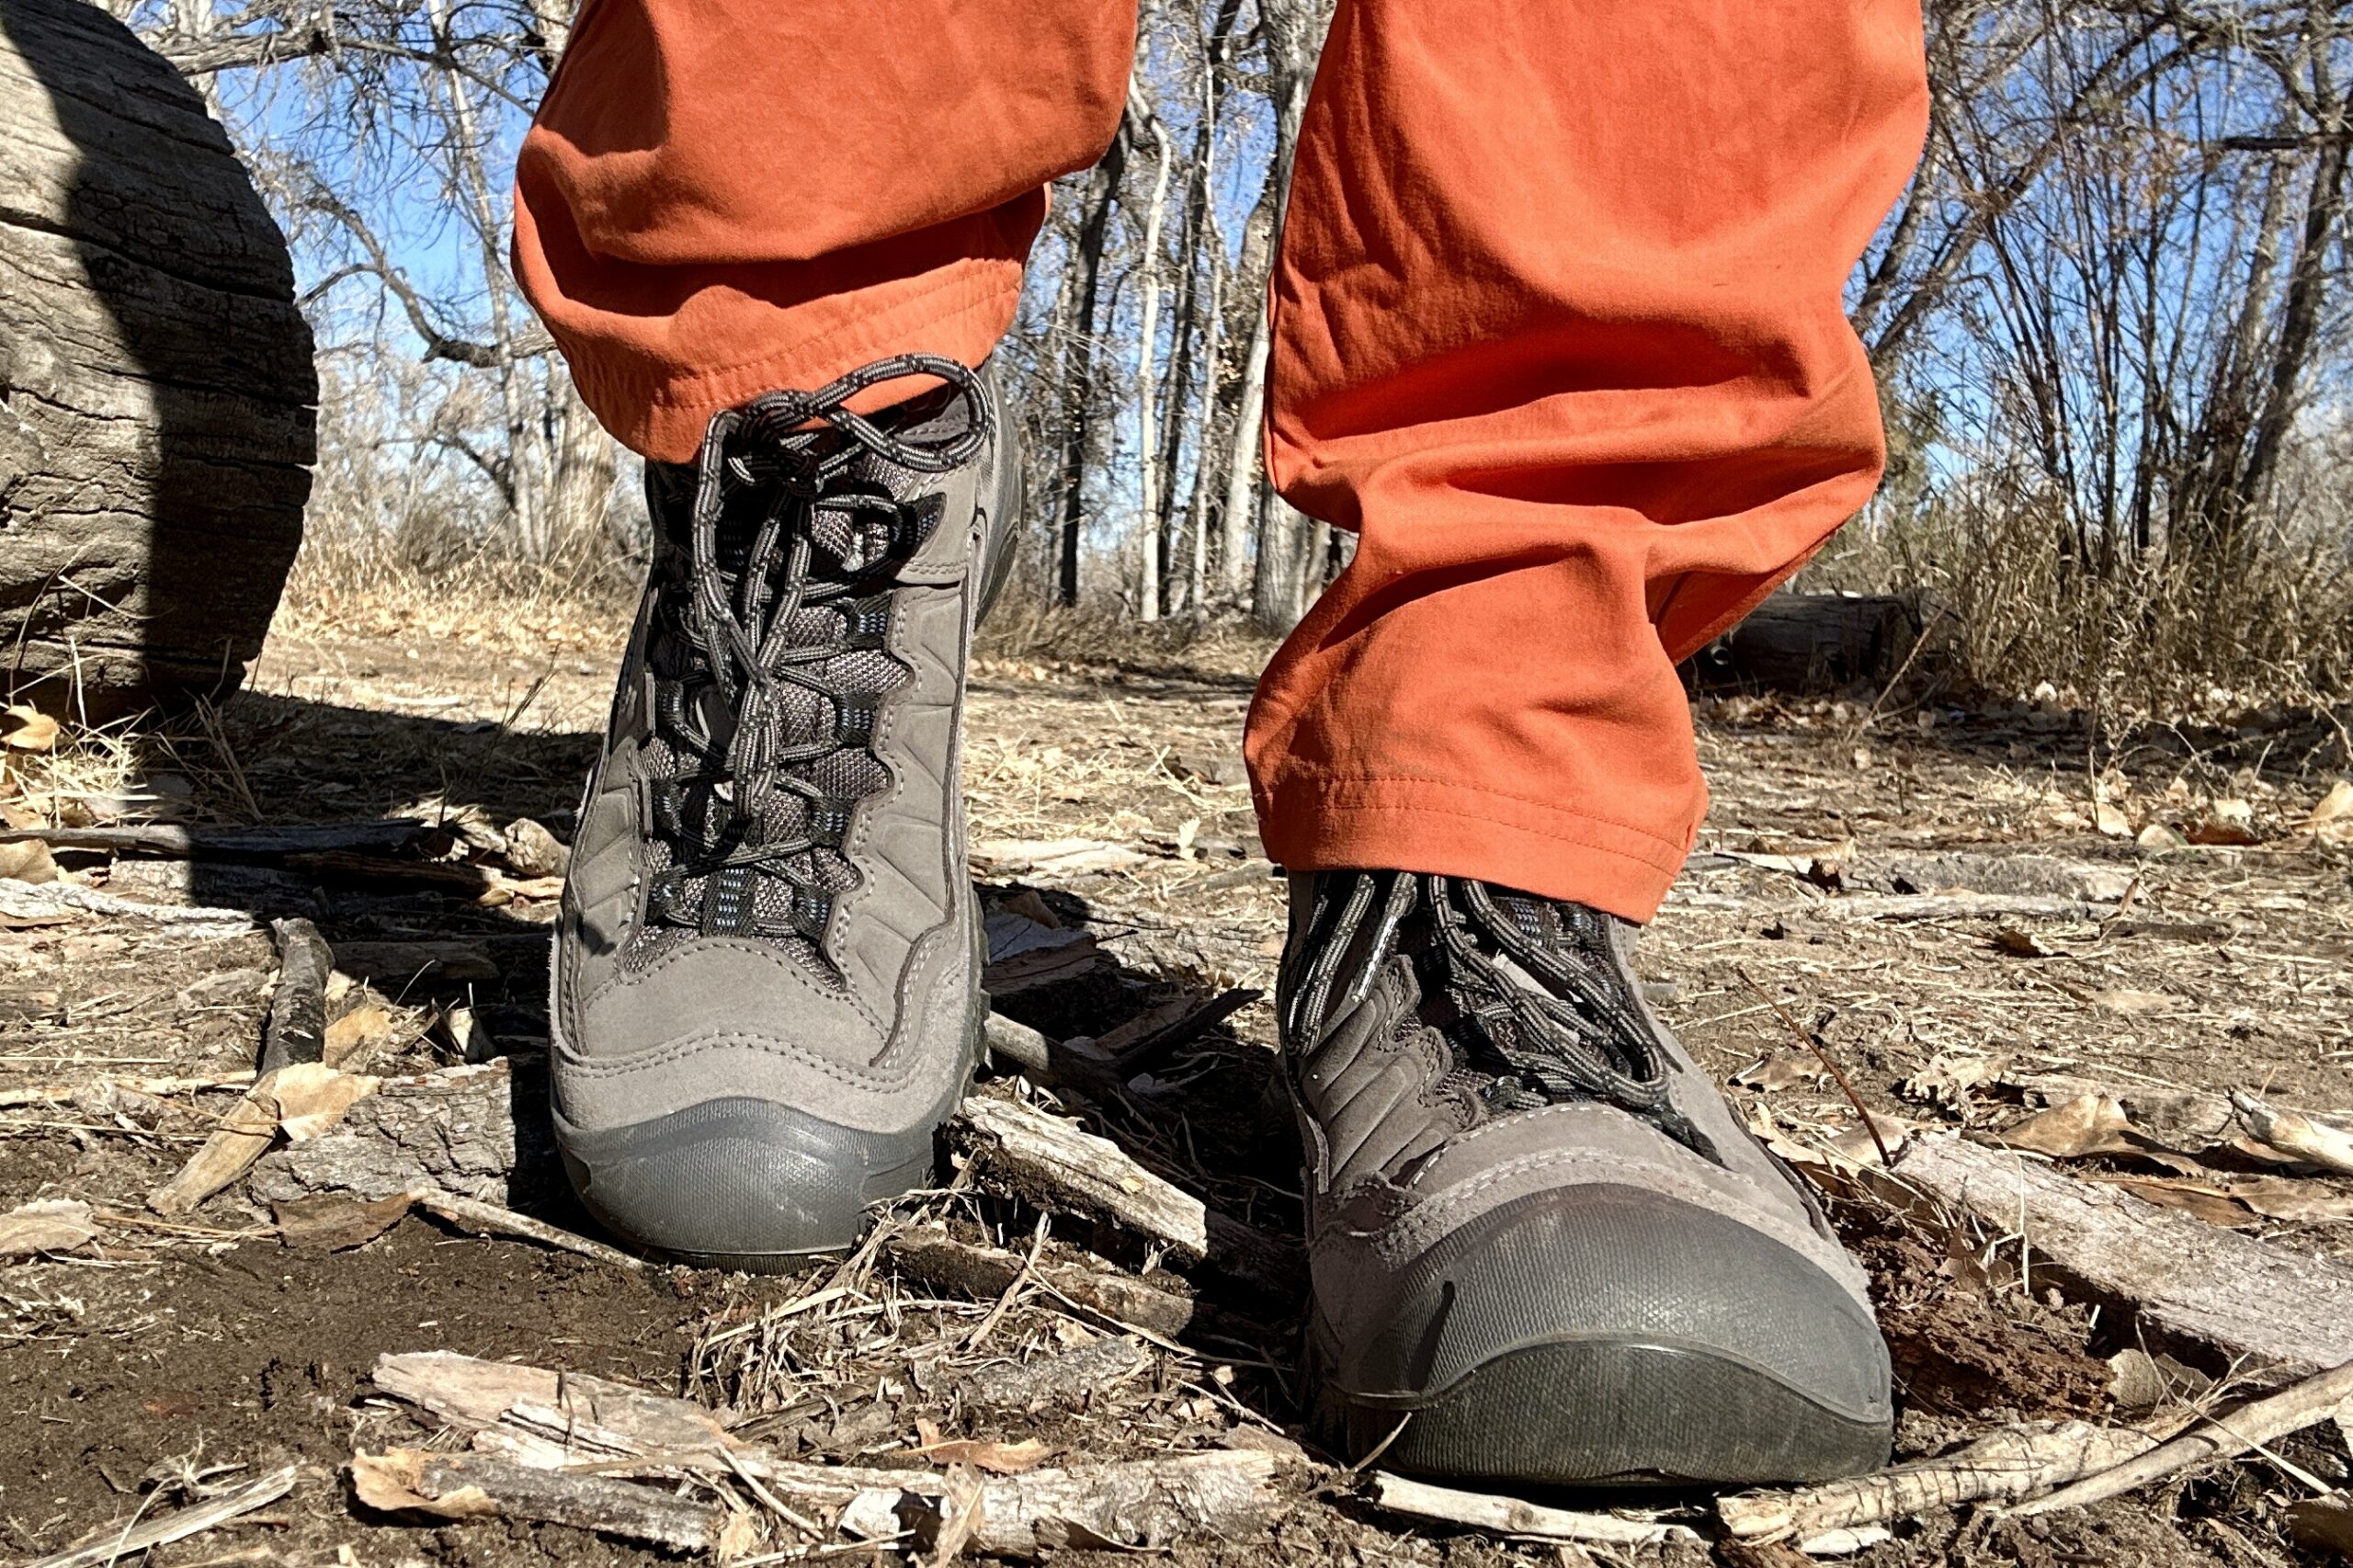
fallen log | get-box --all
[1809,892,2110,923]
[245,1059,550,1209]
[1719,1421,2158,1540]
[1881,1134,2353,1373]
[350,1449,752,1557]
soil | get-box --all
[0,606,2346,1567]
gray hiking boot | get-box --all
[1279,870,1893,1485]
[552,355,1017,1268]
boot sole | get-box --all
[1314,1322,1892,1486]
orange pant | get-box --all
[515,0,1927,921]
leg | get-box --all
[515,0,1134,460]
[1259,0,1927,1484]
[517,5,1132,1262]
[1250,0,1927,923]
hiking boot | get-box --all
[1279,870,1893,1485]
[552,354,1017,1268]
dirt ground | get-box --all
[0,597,2347,1567]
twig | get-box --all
[1739,968,1890,1165]
[410,1189,645,1271]
[27,1464,297,1568]
[1367,1472,1699,1545]
[1720,1421,2158,1539]
[2012,1358,2353,1516]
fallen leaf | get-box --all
[2308,780,2353,826]
[324,1001,397,1068]
[2222,1175,2353,1223]
[2,706,59,752]
[0,840,57,885]
[1899,1051,2012,1113]
[1989,926,2060,958]
[0,1198,97,1257]
[2095,1175,2256,1227]
[1731,1049,1820,1092]
[1990,1095,2141,1158]
[2094,802,2132,836]
[2184,818,2260,846]
[912,1419,1051,1474]
[2135,823,2188,851]
[273,1062,381,1142]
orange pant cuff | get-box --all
[1252,774,1695,924]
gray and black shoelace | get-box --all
[1285,870,1718,1158]
[644,354,990,939]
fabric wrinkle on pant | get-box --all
[513,0,1930,923]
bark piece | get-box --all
[831,1450,1279,1558]
[350,1449,750,1557]
[257,916,333,1074]
[0,1197,97,1257]
[148,1062,379,1215]
[0,0,314,717]
[952,1093,1209,1262]
[25,1464,298,1568]
[1719,1421,2158,1540]
[0,881,255,933]
[1368,1472,1699,1545]
[2013,1358,2353,1516]
[1882,1134,2353,1372]
[962,1334,1150,1413]
[373,1350,735,1456]
[273,1190,412,1251]
[247,1059,549,1207]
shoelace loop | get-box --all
[646,355,991,940]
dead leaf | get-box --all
[1992,1095,2142,1158]
[1899,1051,2012,1113]
[274,1191,414,1251]
[1731,1049,1820,1093]
[324,1001,397,1068]
[0,840,57,885]
[912,1419,1051,1474]
[0,1198,97,1257]
[2094,802,2132,836]
[348,1451,500,1519]
[2307,780,2353,826]
[2,705,59,752]
[2222,1175,2353,1223]
[273,1062,382,1142]
[2185,817,2260,846]
[2135,823,2188,851]
[1990,926,2060,958]
[2094,1175,2256,1227]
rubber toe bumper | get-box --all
[554,1096,935,1270]
[1318,1184,1893,1485]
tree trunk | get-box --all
[0,0,316,718]
[1130,95,1174,625]
[1054,132,1128,608]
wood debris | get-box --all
[952,1092,1210,1262]
[1368,1472,1699,1546]
[2013,1358,2353,1516]
[410,1188,643,1270]
[25,1464,297,1568]
[351,1449,753,1556]
[2230,1089,2353,1175]
[149,1062,381,1215]
[1719,1420,2157,1540]
[256,916,333,1074]
[963,1333,1150,1413]
[890,1227,1211,1340]
[1877,1134,2353,1372]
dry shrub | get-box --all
[1803,483,2353,715]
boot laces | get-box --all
[644,354,990,942]
[1286,871,1717,1158]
